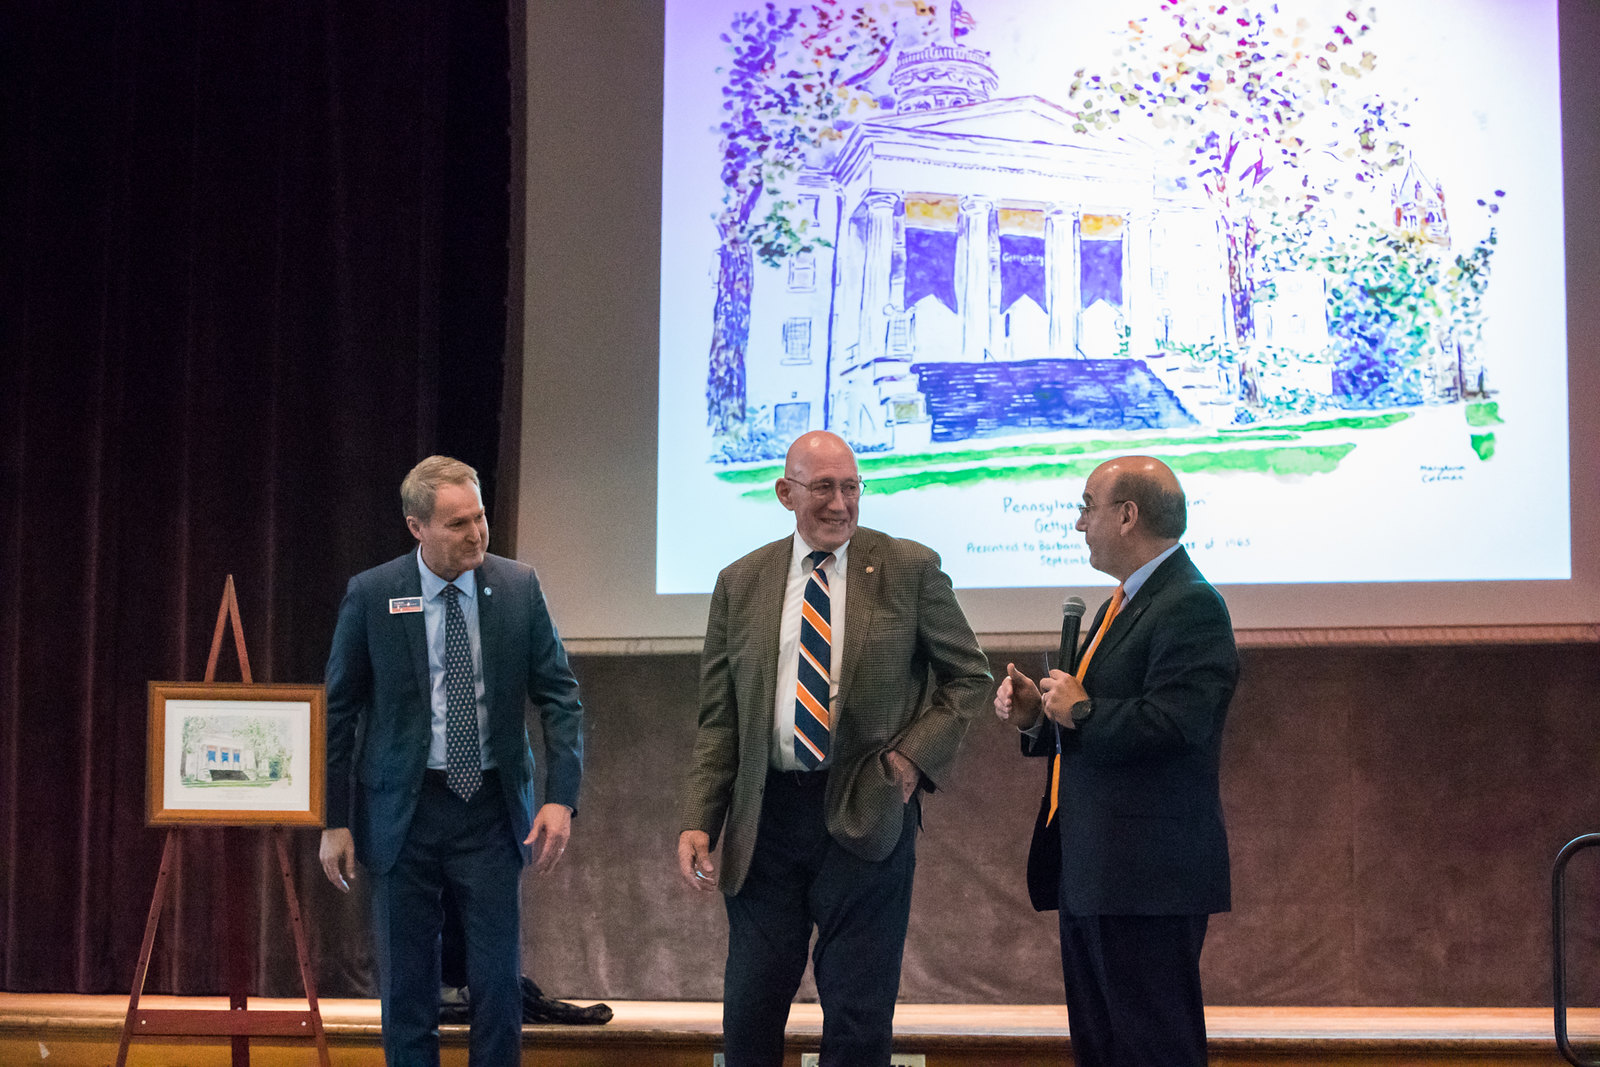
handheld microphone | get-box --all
[1059,595,1086,675]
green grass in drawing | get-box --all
[181,778,285,789]
[862,459,1105,496]
[720,411,1404,498]
[1168,445,1357,476]
[736,445,1356,499]
[1215,412,1414,435]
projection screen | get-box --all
[519,0,1600,645]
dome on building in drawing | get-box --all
[889,43,998,113]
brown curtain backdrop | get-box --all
[0,0,510,995]
[528,642,1600,1008]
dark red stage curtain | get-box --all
[0,0,511,996]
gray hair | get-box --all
[400,455,480,522]
[1113,470,1187,539]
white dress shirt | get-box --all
[770,533,849,771]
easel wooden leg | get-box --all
[115,830,178,1067]
[225,826,254,1067]
[275,828,332,1067]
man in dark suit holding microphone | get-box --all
[319,455,584,1066]
[996,455,1237,1067]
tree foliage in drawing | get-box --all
[706,1,938,438]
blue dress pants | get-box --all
[722,768,918,1067]
[1058,910,1211,1067]
[371,769,523,1067]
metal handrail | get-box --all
[1554,833,1600,1066]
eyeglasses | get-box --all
[783,477,865,500]
[1075,499,1129,515]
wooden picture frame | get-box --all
[147,681,325,827]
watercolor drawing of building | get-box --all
[710,7,1499,462]
[179,717,292,785]
[739,41,1271,450]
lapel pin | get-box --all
[483,586,492,597]
[865,565,875,574]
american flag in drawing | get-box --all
[951,0,976,37]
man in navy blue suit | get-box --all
[996,455,1237,1067]
[319,455,584,1066]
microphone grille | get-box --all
[1062,595,1087,619]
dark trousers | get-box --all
[371,770,523,1067]
[722,769,918,1067]
[1058,911,1210,1067]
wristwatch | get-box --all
[1069,698,1094,726]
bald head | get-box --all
[777,431,861,552]
[1099,455,1187,540]
[1076,455,1186,580]
[784,430,854,479]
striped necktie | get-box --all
[1048,585,1125,823]
[442,583,481,800]
[793,550,834,769]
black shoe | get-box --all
[520,975,613,1025]
[438,985,470,1025]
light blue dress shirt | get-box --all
[416,550,494,771]
[1119,542,1181,604]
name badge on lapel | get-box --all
[389,597,423,615]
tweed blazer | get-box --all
[1024,547,1237,915]
[324,550,584,875]
[679,526,991,896]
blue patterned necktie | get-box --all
[441,583,481,800]
[793,550,833,769]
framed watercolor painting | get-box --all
[147,681,325,826]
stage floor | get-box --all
[3,994,1597,1066]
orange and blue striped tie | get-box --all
[794,550,833,769]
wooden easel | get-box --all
[116,576,331,1067]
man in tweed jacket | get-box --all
[677,431,991,1067]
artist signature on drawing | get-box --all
[1420,464,1465,484]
